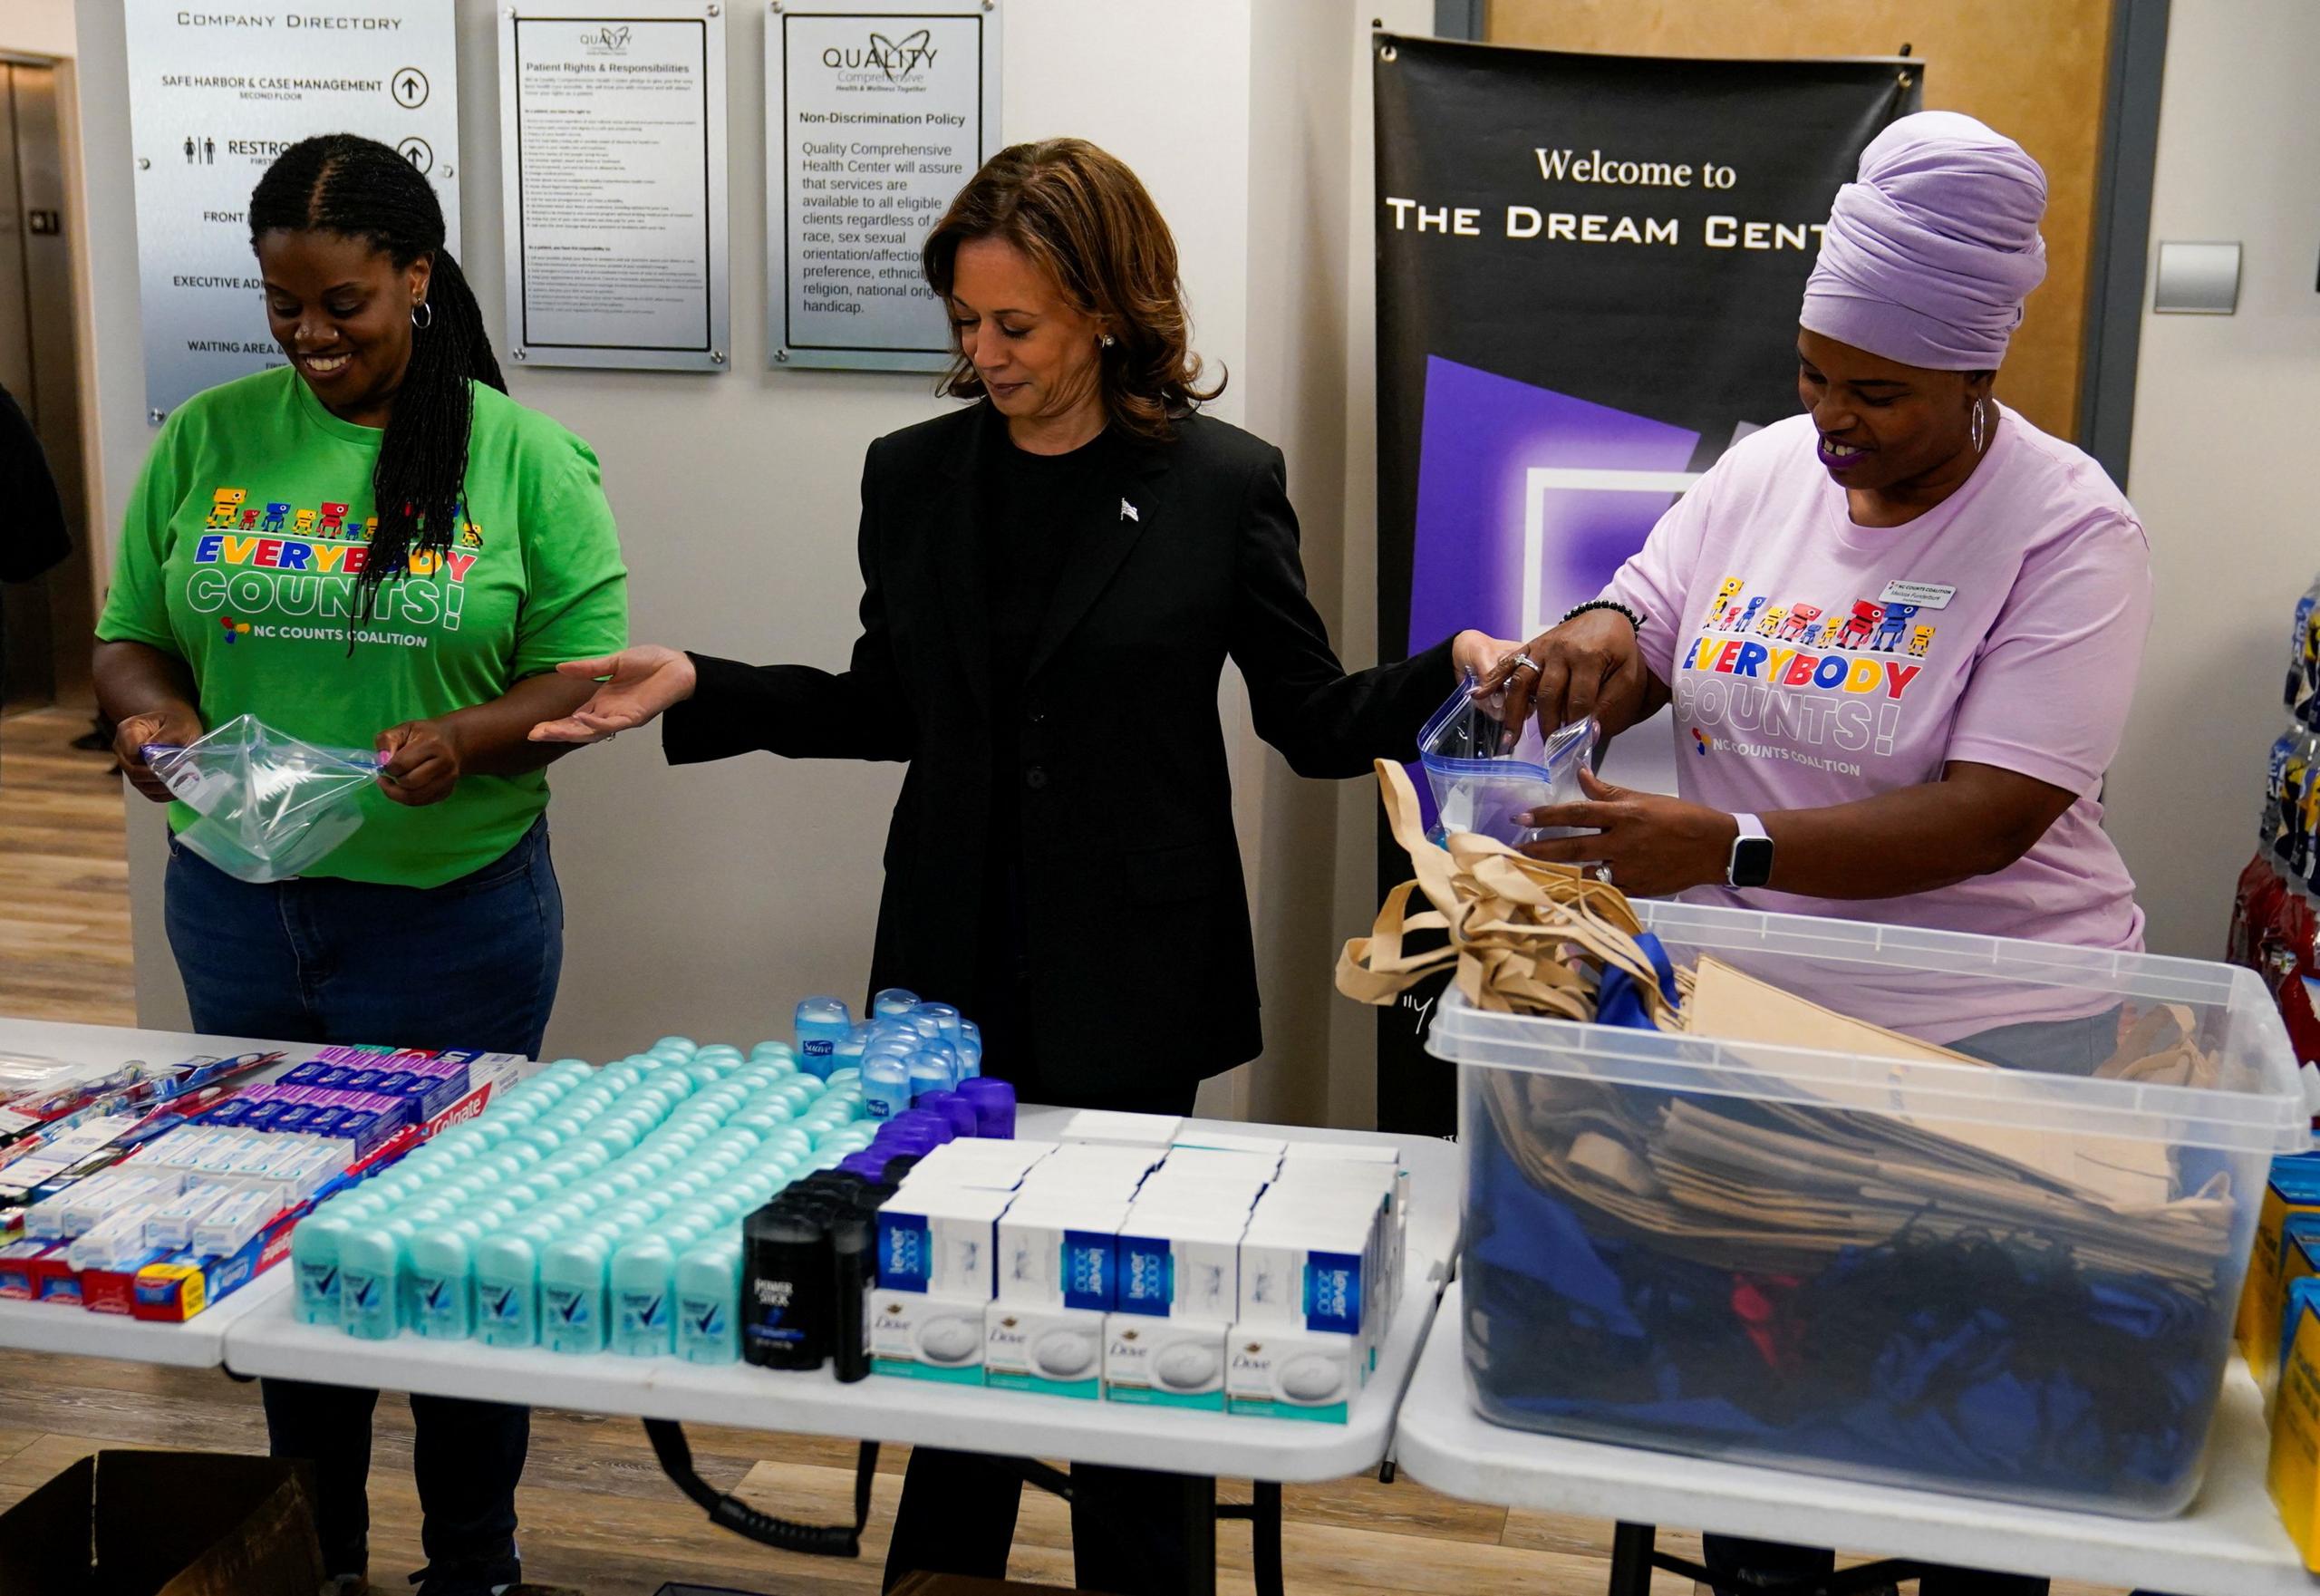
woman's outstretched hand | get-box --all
[528,645,699,744]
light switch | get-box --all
[2153,241,2240,314]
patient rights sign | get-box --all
[767,2,1002,372]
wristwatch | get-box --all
[1727,813,1774,889]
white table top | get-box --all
[1394,1281,2314,1596]
[223,1110,1462,1481]
[0,1019,311,1365]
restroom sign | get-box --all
[123,0,461,420]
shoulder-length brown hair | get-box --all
[921,138,1223,440]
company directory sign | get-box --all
[122,0,461,419]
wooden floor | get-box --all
[0,699,2130,1596]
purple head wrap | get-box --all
[1800,111,2048,371]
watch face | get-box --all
[1732,835,1775,888]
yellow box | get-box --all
[2268,1284,2320,1570]
[2240,1161,2320,1376]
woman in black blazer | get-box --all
[535,137,1500,1591]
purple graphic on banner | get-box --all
[1407,355,1700,660]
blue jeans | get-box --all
[167,817,562,1591]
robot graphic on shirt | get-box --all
[1703,578,1745,629]
[205,488,247,529]
[1728,596,1769,634]
[1909,624,1937,657]
[1777,604,1823,642]
[1818,616,1846,648]
[1755,605,1788,638]
[1835,600,1885,650]
[237,504,263,531]
[259,502,291,535]
[1869,602,1922,652]
[319,502,350,537]
[293,509,316,537]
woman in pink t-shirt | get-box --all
[1495,111,2151,1055]
[1485,111,2157,1596]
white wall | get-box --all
[82,1,1420,1118]
[2110,0,2320,958]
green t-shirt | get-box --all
[96,366,628,888]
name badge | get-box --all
[1879,580,1957,611]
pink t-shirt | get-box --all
[1602,405,2152,1035]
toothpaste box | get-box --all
[0,1237,56,1300]
[984,1301,1106,1398]
[869,1286,990,1385]
[1225,1323,1366,1423]
[1104,1313,1230,1410]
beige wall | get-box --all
[1,0,76,59]
[82,1,1420,1118]
[1487,0,2112,444]
[2107,0,2320,957]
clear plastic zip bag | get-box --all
[1417,672,1599,847]
[142,714,384,884]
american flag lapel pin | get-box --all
[1120,498,1139,523]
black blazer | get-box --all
[663,401,1453,1094]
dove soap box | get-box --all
[984,1301,1106,1398]
[868,1285,990,1384]
[1225,1323,1366,1423]
[1104,1313,1229,1409]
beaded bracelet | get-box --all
[1561,599,1643,634]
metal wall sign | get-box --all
[122,0,460,421]
[766,0,1001,372]
[498,2,729,372]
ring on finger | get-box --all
[1508,652,1542,677]
[1591,863,1616,887]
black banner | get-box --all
[1372,36,1918,1135]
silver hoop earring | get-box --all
[1970,398,1986,454]
[411,301,433,331]
[1099,334,1115,349]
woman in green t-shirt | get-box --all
[93,134,627,1596]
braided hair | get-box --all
[248,134,504,629]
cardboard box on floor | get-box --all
[0,1450,324,1596]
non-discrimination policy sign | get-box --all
[767,1,1002,372]
[123,0,460,420]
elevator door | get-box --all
[0,59,93,712]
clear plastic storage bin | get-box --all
[1430,898,2307,1517]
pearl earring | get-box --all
[1100,334,1116,349]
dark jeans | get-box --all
[884,1076,1208,1595]
[1702,1005,2133,1596]
[167,817,562,1590]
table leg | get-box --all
[1608,1522,1657,1596]
[1251,1480,1283,1596]
[1174,1473,1220,1596]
